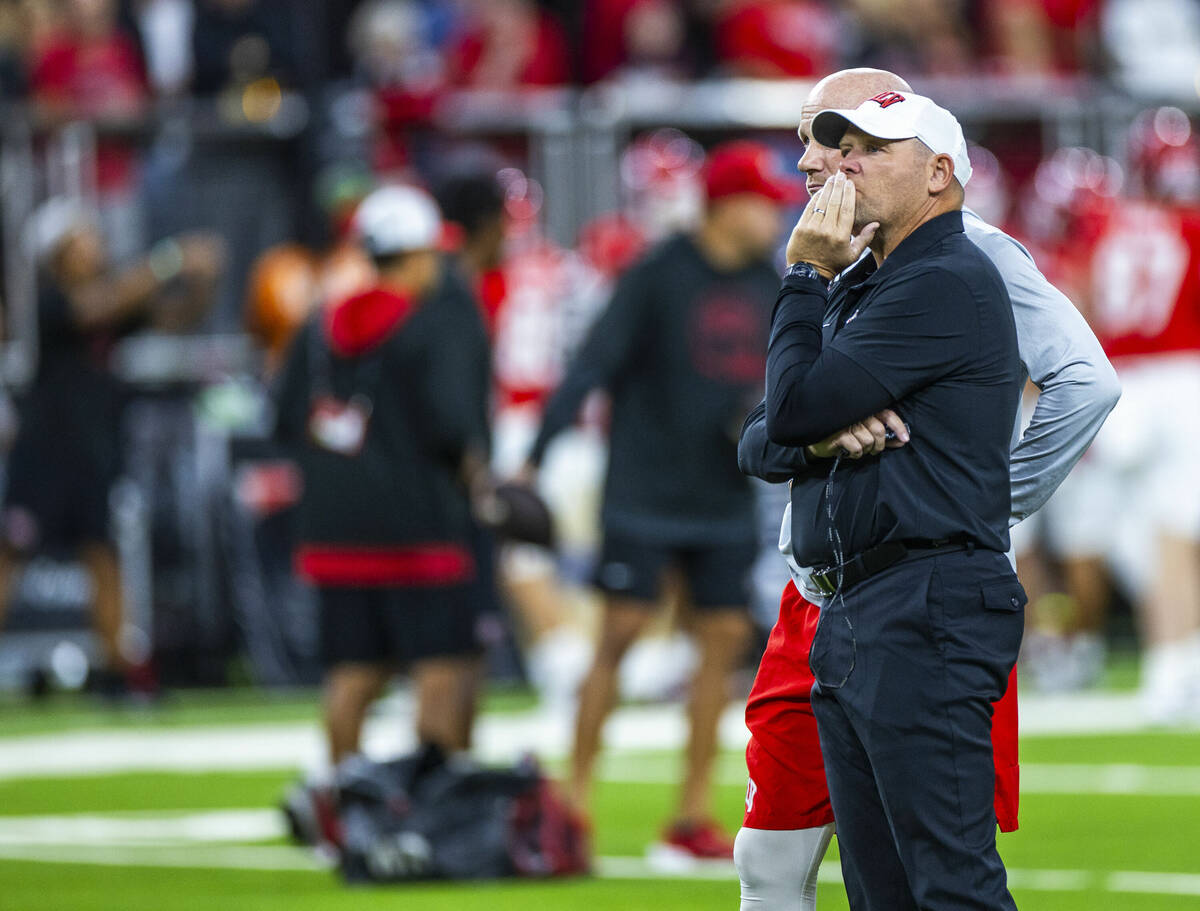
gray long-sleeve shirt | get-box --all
[740,207,1121,592]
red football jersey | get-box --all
[491,242,571,410]
[1084,198,1200,360]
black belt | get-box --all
[808,535,976,597]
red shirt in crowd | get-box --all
[979,0,1100,74]
[713,0,839,78]
[31,30,148,191]
[449,9,571,88]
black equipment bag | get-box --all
[335,745,590,883]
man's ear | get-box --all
[928,154,955,194]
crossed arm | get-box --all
[738,398,908,482]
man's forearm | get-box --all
[738,399,816,481]
[1009,360,1120,524]
[963,214,1122,525]
[765,276,892,446]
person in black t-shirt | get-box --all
[523,141,804,860]
[0,197,223,693]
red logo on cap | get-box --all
[870,91,906,108]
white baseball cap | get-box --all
[811,91,973,187]
[354,184,443,257]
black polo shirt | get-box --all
[764,210,1021,567]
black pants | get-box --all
[810,548,1025,911]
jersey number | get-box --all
[1091,213,1189,338]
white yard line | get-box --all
[0,843,328,872]
[1020,763,1200,796]
[1017,692,1156,735]
[0,809,285,845]
[1108,872,1200,896]
[0,692,1180,782]
[587,755,1200,795]
[0,818,1197,899]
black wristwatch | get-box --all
[785,261,831,287]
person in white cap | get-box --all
[743,84,1027,909]
[733,68,1119,911]
[274,184,492,847]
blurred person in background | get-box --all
[581,0,696,83]
[190,0,296,97]
[0,197,223,697]
[15,0,65,55]
[982,0,1100,76]
[620,127,706,244]
[346,0,448,177]
[1101,0,1200,97]
[131,0,195,97]
[275,185,490,845]
[844,0,973,75]
[435,167,508,298]
[733,68,1118,911]
[448,0,571,88]
[1008,146,1123,693]
[1063,107,1200,724]
[712,0,842,78]
[0,0,32,97]
[426,165,500,682]
[30,0,150,262]
[523,141,801,860]
[439,165,602,711]
[30,0,146,118]
[436,167,571,699]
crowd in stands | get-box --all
[0,0,1164,110]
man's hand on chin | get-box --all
[785,172,878,277]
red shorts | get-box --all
[743,581,1020,833]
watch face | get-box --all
[789,262,820,281]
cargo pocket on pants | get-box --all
[978,579,1027,687]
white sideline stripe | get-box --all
[580,755,1200,796]
[1021,763,1200,796]
[0,843,329,872]
[3,729,1200,797]
[597,855,737,881]
[1,836,1199,898]
[1005,868,1091,892]
[0,704,695,780]
[0,691,1175,781]
[0,809,285,846]
[1109,872,1200,896]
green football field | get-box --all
[1,680,1199,911]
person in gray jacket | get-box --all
[733,68,1120,911]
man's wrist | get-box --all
[785,261,833,285]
